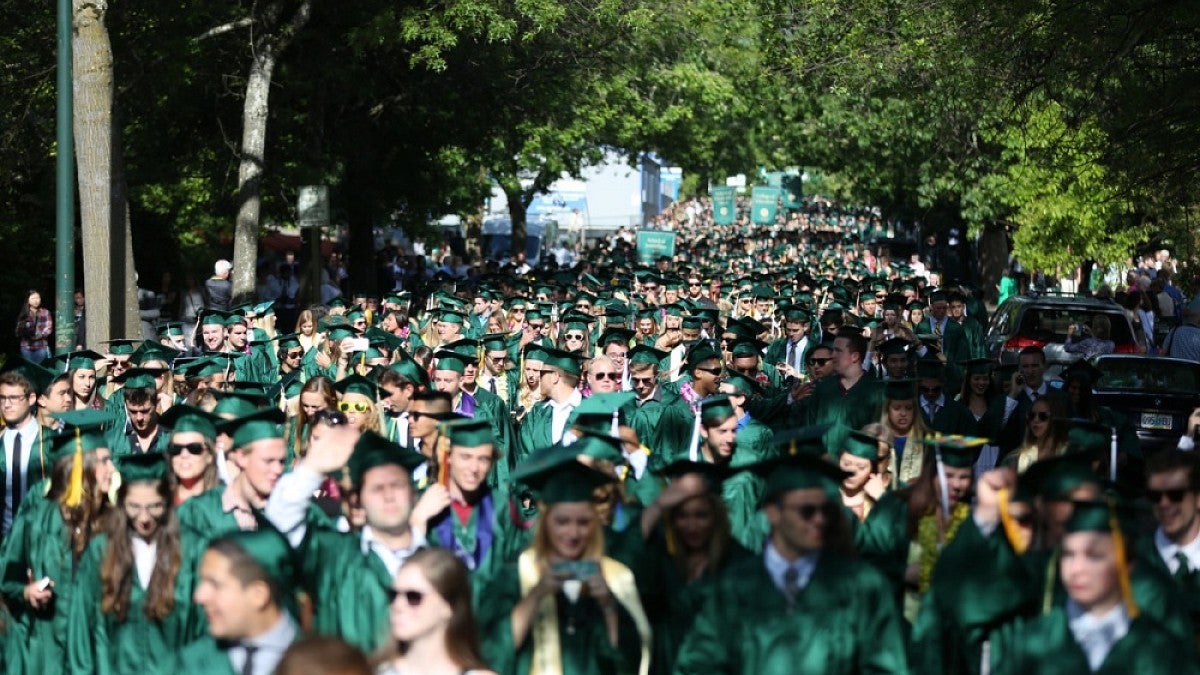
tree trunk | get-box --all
[501,182,528,259]
[978,221,1010,306]
[73,0,139,346]
[230,50,276,306]
[345,152,376,298]
[230,0,313,306]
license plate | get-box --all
[1141,413,1173,430]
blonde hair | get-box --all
[532,501,605,567]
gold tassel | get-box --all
[436,432,451,488]
[63,428,85,508]
[1109,503,1140,618]
[664,519,678,556]
[996,488,1028,555]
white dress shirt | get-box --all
[3,416,39,530]
[1066,600,1129,671]
[763,541,819,596]
[1154,526,1200,574]
[132,537,157,590]
[548,390,583,444]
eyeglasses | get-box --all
[1147,488,1191,504]
[167,442,207,457]
[920,386,942,395]
[687,282,702,287]
[0,395,27,404]
[806,357,831,367]
[385,588,425,607]
[1027,411,1051,422]
[313,410,348,426]
[591,372,619,381]
[785,501,837,520]
[339,401,371,413]
[696,367,723,376]
[631,376,655,385]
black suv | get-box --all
[985,292,1145,367]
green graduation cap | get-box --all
[199,310,232,327]
[721,371,761,396]
[442,339,481,359]
[334,373,381,400]
[156,321,185,337]
[878,337,911,358]
[388,351,430,387]
[1023,452,1100,501]
[438,308,468,325]
[686,344,722,369]
[568,392,636,433]
[347,430,426,489]
[729,338,766,359]
[539,347,584,376]
[567,430,626,464]
[328,296,348,309]
[0,357,55,394]
[914,357,945,380]
[250,301,275,317]
[598,328,635,348]
[432,351,469,374]
[49,349,105,373]
[960,357,994,377]
[771,423,832,457]
[884,378,917,401]
[160,404,219,440]
[103,339,141,356]
[699,395,736,423]
[930,438,981,468]
[843,430,881,460]
[742,452,850,502]
[442,418,494,448]
[681,316,703,330]
[112,367,163,390]
[511,446,617,504]
[627,345,668,367]
[480,333,511,353]
[116,451,168,483]
[49,410,121,459]
[271,333,303,350]
[132,342,180,366]
[654,459,728,493]
[326,325,361,343]
[1063,418,1112,456]
[213,527,297,593]
[180,356,225,380]
[225,408,286,448]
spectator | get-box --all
[277,636,371,675]
[72,290,86,349]
[1163,298,1200,362]
[204,260,233,311]
[15,289,52,364]
[1064,314,1115,360]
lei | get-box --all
[916,501,970,593]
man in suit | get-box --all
[765,306,813,377]
[914,358,978,436]
[0,371,49,536]
[914,289,971,395]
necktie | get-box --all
[489,377,498,395]
[1175,551,1194,584]
[783,565,800,604]
[927,403,940,420]
[241,645,257,675]
[933,320,943,337]
[10,433,22,519]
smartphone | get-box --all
[36,577,52,592]
[345,337,370,352]
[552,559,600,580]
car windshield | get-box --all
[1015,307,1135,345]
[1096,360,1200,393]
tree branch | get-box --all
[194,17,253,42]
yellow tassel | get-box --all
[1109,505,1139,618]
[996,488,1028,555]
[436,433,451,488]
[63,428,84,508]
[664,519,677,556]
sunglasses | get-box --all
[313,410,348,426]
[806,357,831,366]
[591,372,619,381]
[167,442,206,457]
[688,282,702,287]
[1147,488,1191,504]
[339,401,371,413]
[696,367,723,376]
[1028,411,1051,422]
[528,323,545,330]
[385,588,425,607]
[286,350,303,358]
[920,386,942,394]
[1011,512,1036,527]
[565,334,586,340]
[631,376,655,385]
[787,501,837,520]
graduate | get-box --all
[476,448,651,675]
[803,330,884,456]
[673,450,908,674]
[636,460,754,675]
[0,410,118,675]
[158,528,300,675]
[987,498,1198,675]
[431,350,516,491]
[264,424,425,652]
[516,347,585,462]
[68,451,205,675]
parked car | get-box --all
[1090,354,1200,455]
[986,292,1144,369]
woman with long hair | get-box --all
[879,382,930,487]
[295,309,321,352]
[637,463,752,675]
[68,452,202,675]
[335,375,382,434]
[375,549,496,675]
[287,375,338,464]
[557,321,593,356]
[160,405,221,504]
[1001,397,1068,473]
[860,447,977,624]
[16,289,53,364]
[838,431,890,521]
[55,350,107,411]
[477,451,651,675]
[0,411,116,673]
[957,358,1003,471]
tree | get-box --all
[73,0,140,343]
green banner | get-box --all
[711,186,736,225]
[750,186,781,225]
[782,175,803,210]
[637,230,676,264]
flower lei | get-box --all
[916,501,970,593]
[680,381,701,412]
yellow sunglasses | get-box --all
[338,401,371,413]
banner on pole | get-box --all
[712,186,736,225]
[750,186,781,225]
[637,231,676,264]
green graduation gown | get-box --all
[673,549,909,674]
[460,388,516,490]
[516,400,555,463]
[293,526,395,652]
[804,375,884,457]
[67,532,206,675]
[151,635,237,675]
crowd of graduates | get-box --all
[0,196,1198,674]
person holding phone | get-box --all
[477,450,651,675]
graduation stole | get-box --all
[914,501,971,593]
[456,391,477,418]
[434,492,496,571]
[518,550,652,675]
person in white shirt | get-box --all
[1145,451,1200,599]
[0,370,45,535]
